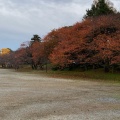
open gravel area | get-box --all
[0,69,120,120]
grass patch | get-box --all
[17,66,120,83]
[47,70,120,82]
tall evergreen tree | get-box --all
[30,34,41,46]
[84,0,117,19]
[31,34,41,42]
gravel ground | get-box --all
[0,69,120,120]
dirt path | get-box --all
[0,69,120,120]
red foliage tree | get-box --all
[49,20,93,68]
[43,26,72,58]
[30,41,45,69]
[49,14,120,72]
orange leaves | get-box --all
[47,14,120,67]
[2,14,119,71]
[30,41,44,64]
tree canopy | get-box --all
[31,34,41,43]
[48,14,120,72]
[84,0,117,19]
[0,2,119,72]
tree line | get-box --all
[0,0,120,72]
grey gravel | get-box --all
[0,69,120,120]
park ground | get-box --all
[0,69,120,120]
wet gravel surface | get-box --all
[0,69,120,120]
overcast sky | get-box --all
[0,0,120,50]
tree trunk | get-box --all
[104,58,110,73]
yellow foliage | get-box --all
[0,48,11,55]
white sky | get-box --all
[0,0,120,50]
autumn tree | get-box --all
[43,26,72,58]
[30,41,45,69]
[0,50,13,68]
[49,14,120,72]
[14,48,30,67]
[84,14,120,72]
[84,0,117,19]
[24,34,46,70]
[7,35,45,70]
[49,20,93,69]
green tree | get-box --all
[31,34,41,43]
[84,0,117,19]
